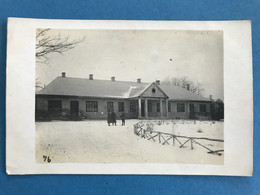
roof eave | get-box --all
[168,99,211,102]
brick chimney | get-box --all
[89,74,93,80]
[137,78,141,83]
[156,80,160,85]
[62,72,66,77]
[111,76,115,81]
[209,95,213,101]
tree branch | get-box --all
[35,29,86,63]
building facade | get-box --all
[36,73,211,120]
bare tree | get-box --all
[36,28,85,64]
[35,78,46,92]
[162,76,205,95]
[35,78,42,89]
[35,29,85,89]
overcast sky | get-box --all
[36,29,223,100]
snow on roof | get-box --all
[159,85,210,101]
[37,76,210,101]
[37,76,150,99]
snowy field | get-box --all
[36,119,224,164]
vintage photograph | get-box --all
[35,29,224,164]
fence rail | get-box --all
[134,121,224,156]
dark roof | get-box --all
[37,76,210,101]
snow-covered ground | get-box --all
[36,119,224,164]
[136,120,224,153]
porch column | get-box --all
[145,98,148,118]
[166,99,169,118]
[160,98,163,118]
[138,98,142,118]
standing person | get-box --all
[107,112,111,126]
[120,112,126,126]
[111,111,117,126]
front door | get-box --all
[141,102,145,117]
[70,101,79,118]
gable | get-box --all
[138,83,168,98]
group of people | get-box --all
[107,112,126,126]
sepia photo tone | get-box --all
[35,29,224,164]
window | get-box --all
[48,100,62,113]
[118,102,124,112]
[130,102,136,112]
[152,88,156,93]
[86,101,98,112]
[200,104,207,112]
[177,103,185,112]
[168,102,171,112]
[148,102,152,112]
[107,102,114,112]
[157,103,160,112]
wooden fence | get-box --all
[134,121,224,156]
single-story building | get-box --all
[36,73,212,120]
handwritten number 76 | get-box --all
[43,155,51,163]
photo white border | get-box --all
[6,18,253,175]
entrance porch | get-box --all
[137,97,169,119]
